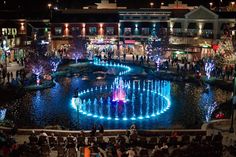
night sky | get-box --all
[0,0,234,11]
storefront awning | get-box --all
[125,40,136,44]
[188,23,197,29]
[173,22,182,28]
[203,23,213,30]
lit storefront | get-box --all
[0,20,27,64]
[50,9,120,58]
[87,36,118,56]
[119,40,144,55]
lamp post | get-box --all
[229,65,236,133]
[48,3,52,20]
[150,2,154,8]
[209,2,213,9]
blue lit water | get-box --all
[5,63,231,130]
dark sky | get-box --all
[0,0,234,11]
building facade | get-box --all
[1,1,236,61]
[49,5,236,59]
[0,14,50,65]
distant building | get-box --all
[161,0,196,10]
[83,0,126,10]
[0,11,50,64]
[1,1,236,61]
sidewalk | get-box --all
[0,62,24,84]
[115,54,234,85]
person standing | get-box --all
[7,72,10,83]
[2,68,6,83]
[136,55,139,61]
[126,147,136,157]
[98,124,104,135]
[123,53,126,62]
[90,124,97,137]
[10,72,13,81]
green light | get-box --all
[175,51,184,54]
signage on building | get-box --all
[1,28,17,37]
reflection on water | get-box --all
[5,77,231,130]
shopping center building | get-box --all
[0,10,50,65]
[1,0,236,61]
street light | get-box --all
[48,3,52,19]
[209,2,213,9]
[150,2,154,8]
[229,65,236,133]
[48,3,52,9]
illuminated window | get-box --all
[55,27,62,35]
[142,28,149,36]
[72,27,80,36]
[124,28,131,35]
[89,27,97,35]
[106,27,114,35]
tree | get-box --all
[50,56,61,72]
[214,54,225,70]
[205,59,215,79]
[213,26,235,67]
[73,51,82,63]
[145,26,169,62]
[69,37,87,60]
[26,52,52,85]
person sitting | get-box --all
[98,124,104,135]
[139,147,149,157]
[129,124,137,136]
[29,130,38,144]
[38,131,48,146]
[90,124,97,137]
[67,134,76,148]
[126,147,136,157]
[48,133,57,147]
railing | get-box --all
[0,126,206,136]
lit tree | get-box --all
[146,25,169,63]
[26,53,52,85]
[205,102,217,122]
[32,64,43,86]
[214,54,225,70]
[216,36,234,57]
[205,59,215,79]
[70,37,87,60]
[72,51,82,63]
[50,56,61,72]
[214,27,235,66]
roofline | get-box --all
[185,5,218,19]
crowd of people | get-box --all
[0,64,26,86]
[116,53,236,82]
[0,124,235,157]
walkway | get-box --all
[0,62,24,85]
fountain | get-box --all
[99,98,104,119]
[74,76,171,121]
[139,93,143,119]
[107,97,111,120]
[112,77,128,102]
[87,99,92,116]
[93,98,98,117]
